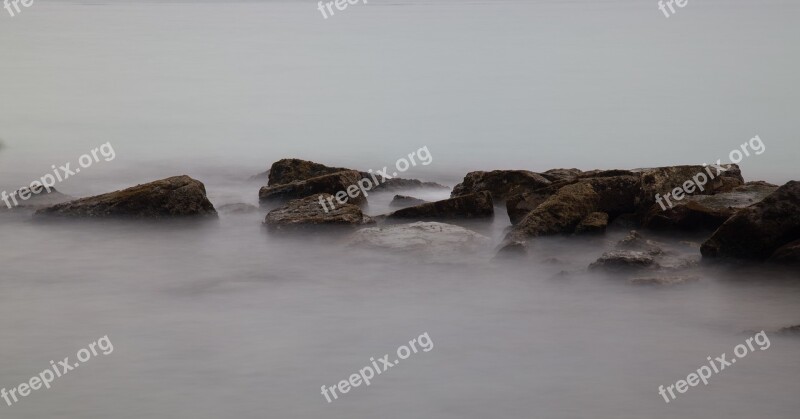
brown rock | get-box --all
[589,251,659,271]
[267,159,350,186]
[264,194,373,231]
[386,191,494,221]
[575,212,609,235]
[259,170,366,207]
[451,170,551,201]
[35,176,216,219]
[389,195,429,208]
[701,181,800,261]
[768,240,800,266]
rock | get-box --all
[777,325,800,335]
[258,170,366,207]
[370,178,448,191]
[539,168,582,182]
[218,203,259,214]
[264,194,373,231]
[616,230,665,256]
[1,186,73,211]
[389,195,429,208]
[635,164,744,213]
[767,240,800,266]
[451,170,551,201]
[701,181,800,261]
[628,275,700,286]
[642,182,778,231]
[575,212,609,235]
[385,191,494,221]
[504,174,640,243]
[267,159,350,186]
[506,186,562,225]
[344,221,491,258]
[588,251,659,271]
[35,176,216,218]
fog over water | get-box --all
[0,1,799,418]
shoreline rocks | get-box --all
[35,176,217,219]
[385,191,494,221]
[264,194,373,231]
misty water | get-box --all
[1,0,799,418]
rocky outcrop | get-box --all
[386,191,493,221]
[575,212,609,235]
[264,194,373,231]
[35,176,217,218]
[642,182,777,231]
[539,168,582,182]
[259,170,366,207]
[389,195,429,208]
[344,222,491,259]
[636,164,744,211]
[267,159,350,186]
[451,170,552,201]
[701,181,800,261]
[504,174,640,243]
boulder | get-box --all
[35,176,216,218]
[588,251,659,271]
[616,230,665,256]
[642,182,777,231]
[267,159,350,186]
[504,174,640,243]
[385,191,494,221]
[389,195,429,208]
[575,212,609,235]
[701,181,800,261]
[539,168,582,182]
[451,170,551,201]
[264,194,373,231]
[767,240,800,266]
[344,221,491,258]
[259,170,366,207]
[635,164,744,213]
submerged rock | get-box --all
[701,181,800,261]
[264,194,373,231]
[35,176,216,219]
[259,170,366,207]
[589,251,659,271]
[344,221,491,257]
[386,191,494,221]
[616,230,665,256]
[389,195,429,208]
[628,275,700,286]
[218,203,260,214]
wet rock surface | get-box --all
[389,195,429,208]
[35,176,217,219]
[451,170,552,201]
[259,170,366,207]
[701,181,800,261]
[264,194,373,231]
[386,191,494,221]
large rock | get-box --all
[35,176,216,218]
[264,194,373,231]
[267,159,350,186]
[451,170,551,201]
[635,164,744,212]
[344,221,491,258]
[504,174,640,243]
[589,251,659,271]
[642,182,778,231]
[259,170,366,207]
[701,181,800,261]
[385,191,494,221]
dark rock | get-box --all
[540,168,582,182]
[386,191,494,221]
[589,251,659,271]
[267,159,350,186]
[264,194,373,231]
[451,170,551,201]
[701,181,800,261]
[35,176,216,218]
[389,195,429,208]
[642,182,778,231]
[370,177,448,191]
[635,164,744,213]
[768,240,800,266]
[575,212,609,235]
[259,170,366,207]
[616,230,665,256]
